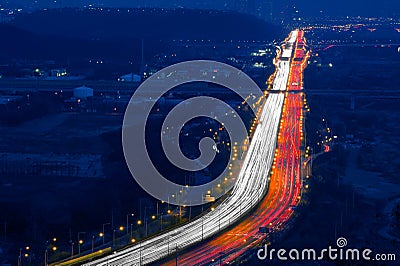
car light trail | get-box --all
[165,29,308,265]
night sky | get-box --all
[2,0,400,17]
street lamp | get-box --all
[126,213,134,235]
[112,229,119,247]
[113,226,124,247]
[71,242,74,258]
[145,218,148,237]
[130,224,134,239]
[18,248,22,266]
[160,212,164,231]
[78,232,86,255]
[43,237,57,266]
[78,239,84,254]
[101,223,111,245]
[44,249,48,266]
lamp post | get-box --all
[44,249,48,266]
[18,248,22,266]
[112,227,122,247]
[156,201,159,217]
[113,229,116,247]
[78,232,86,255]
[126,213,134,236]
[160,212,163,231]
[23,252,31,265]
[145,218,148,237]
[71,242,74,258]
[101,223,110,245]
[18,246,30,266]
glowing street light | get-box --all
[78,232,86,255]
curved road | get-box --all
[81,30,302,266]
[165,30,306,265]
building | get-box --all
[118,73,141,83]
[73,85,93,99]
[50,68,67,77]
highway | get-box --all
[271,30,298,91]
[164,30,306,265]
[169,88,303,266]
[81,30,301,266]
[288,30,310,92]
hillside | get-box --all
[0,8,282,79]
[11,8,282,41]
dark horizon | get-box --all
[1,0,400,18]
